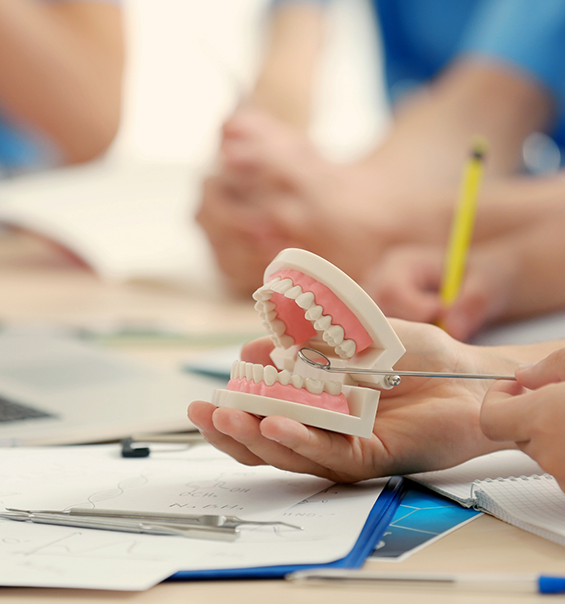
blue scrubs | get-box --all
[273,0,565,151]
[0,118,58,178]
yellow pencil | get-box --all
[439,138,488,312]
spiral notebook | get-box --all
[471,474,565,547]
[410,450,565,547]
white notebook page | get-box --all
[472,475,565,546]
[409,450,544,506]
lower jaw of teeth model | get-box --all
[212,248,406,438]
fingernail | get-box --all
[517,362,535,373]
[263,433,281,443]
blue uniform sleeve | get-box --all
[460,0,565,121]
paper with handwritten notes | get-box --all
[0,443,386,590]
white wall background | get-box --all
[110,0,390,169]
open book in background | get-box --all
[410,450,565,548]
[0,161,216,288]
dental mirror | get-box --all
[298,347,516,387]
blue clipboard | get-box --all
[168,476,404,581]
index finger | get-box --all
[240,336,275,365]
[516,349,565,389]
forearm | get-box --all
[0,0,124,163]
[360,58,554,192]
[252,2,326,129]
[474,173,565,241]
[484,209,565,320]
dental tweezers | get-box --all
[2,507,302,540]
[0,508,239,541]
[298,347,516,387]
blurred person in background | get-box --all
[197,0,565,295]
[0,0,123,178]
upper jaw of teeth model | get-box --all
[212,248,406,438]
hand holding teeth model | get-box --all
[212,248,407,438]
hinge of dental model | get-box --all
[298,348,516,388]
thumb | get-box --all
[240,336,276,366]
[440,251,514,341]
[441,280,492,342]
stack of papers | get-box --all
[0,443,398,590]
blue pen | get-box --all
[287,569,565,594]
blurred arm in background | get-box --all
[0,0,124,173]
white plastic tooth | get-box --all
[314,315,332,331]
[279,334,294,349]
[230,360,238,380]
[265,310,278,322]
[278,369,291,385]
[263,365,278,386]
[284,285,303,300]
[266,277,281,290]
[340,339,356,358]
[253,300,265,312]
[304,378,323,395]
[295,291,315,309]
[252,364,264,384]
[270,335,282,348]
[290,374,304,389]
[272,279,293,294]
[323,332,336,347]
[326,325,344,345]
[252,287,267,301]
[245,363,254,381]
[269,319,286,336]
[335,345,348,359]
[323,381,342,395]
[262,301,276,312]
[254,288,273,301]
[305,305,323,321]
[238,361,246,378]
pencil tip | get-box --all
[471,136,489,160]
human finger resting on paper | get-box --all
[481,371,565,492]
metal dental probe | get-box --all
[298,348,517,388]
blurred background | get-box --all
[111,0,388,168]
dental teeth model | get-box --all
[212,248,406,438]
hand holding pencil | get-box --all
[362,138,493,341]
